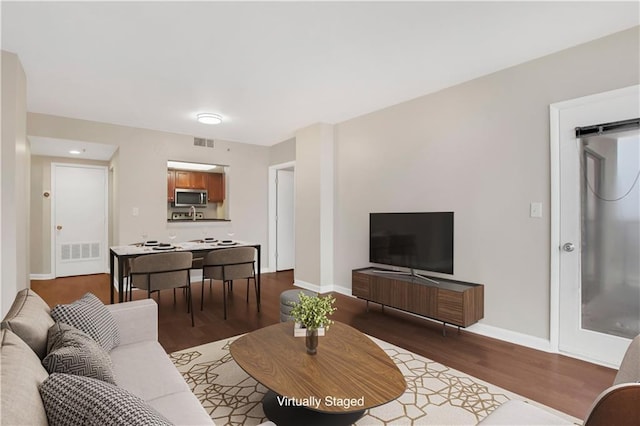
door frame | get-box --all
[268,161,295,273]
[549,85,639,364]
[51,162,109,277]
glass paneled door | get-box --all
[554,85,639,367]
[580,129,639,341]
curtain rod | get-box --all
[575,118,640,138]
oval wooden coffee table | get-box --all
[230,321,406,426]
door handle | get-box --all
[562,242,575,252]
[56,225,63,231]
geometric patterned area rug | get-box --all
[170,334,579,425]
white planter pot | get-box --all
[293,322,325,337]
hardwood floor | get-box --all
[31,270,616,420]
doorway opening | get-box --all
[268,161,295,272]
[52,163,109,277]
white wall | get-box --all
[294,123,335,291]
[27,114,271,270]
[269,137,296,166]
[1,51,29,316]
[332,27,640,340]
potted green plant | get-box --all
[289,292,336,355]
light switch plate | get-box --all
[132,207,139,216]
[530,202,542,218]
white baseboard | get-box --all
[353,300,554,353]
[293,279,352,297]
[464,323,554,353]
[293,279,321,293]
[330,285,353,297]
[30,273,55,280]
[467,323,619,367]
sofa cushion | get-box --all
[1,288,54,359]
[0,328,49,425]
[50,292,120,351]
[39,373,172,426]
[148,391,216,425]
[110,340,191,401]
[42,322,115,384]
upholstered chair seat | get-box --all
[129,252,194,326]
[201,247,257,319]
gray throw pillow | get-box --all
[42,322,115,384]
[39,373,172,426]
[0,288,55,359]
[50,293,120,352]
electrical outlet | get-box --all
[132,207,139,216]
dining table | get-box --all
[109,240,261,309]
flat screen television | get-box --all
[369,212,454,275]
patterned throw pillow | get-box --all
[42,322,115,384]
[50,293,120,352]
[39,373,172,426]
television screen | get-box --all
[369,212,454,274]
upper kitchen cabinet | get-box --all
[175,170,207,189]
[207,173,225,202]
[167,170,176,202]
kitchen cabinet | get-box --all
[175,171,207,189]
[207,173,225,202]
[167,170,176,201]
[174,171,189,188]
[168,170,225,202]
[192,172,207,189]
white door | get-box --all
[53,163,108,277]
[276,169,295,271]
[553,85,639,366]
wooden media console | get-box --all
[352,267,484,334]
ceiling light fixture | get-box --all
[69,150,81,155]
[197,113,223,125]
[167,161,217,171]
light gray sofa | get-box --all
[479,334,640,425]
[1,289,213,425]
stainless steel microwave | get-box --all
[174,189,208,207]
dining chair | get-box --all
[201,247,257,319]
[124,242,154,302]
[129,251,195,326]
[123,242,142,302]
[189,240,205,271]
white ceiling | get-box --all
[2,1,638,147]
[30,136,118,161]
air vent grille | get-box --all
[60,242,101,262]
[194,138,215,148]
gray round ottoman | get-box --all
[280,289,317,322]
